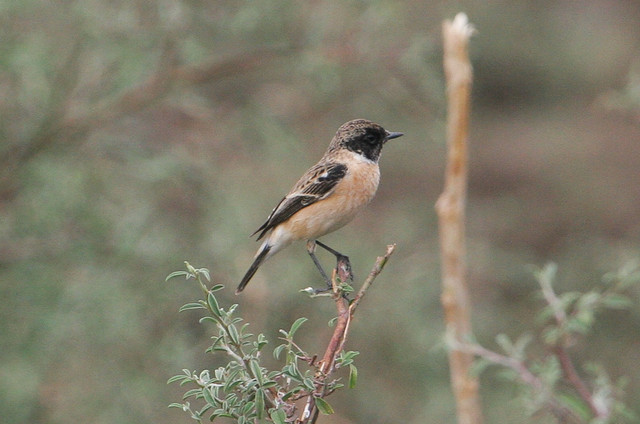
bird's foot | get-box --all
[335,254,353,283]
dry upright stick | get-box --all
[436,13,483,424]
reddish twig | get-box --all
[540,275,609,419]
[298,244,396,424]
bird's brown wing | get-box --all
[252,162,348,240]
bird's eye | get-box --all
[364,134,377,144]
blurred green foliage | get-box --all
[1,1,640,423]
[468,262,640,423]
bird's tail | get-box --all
[236,244,272,294]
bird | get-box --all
[236,119,403,294]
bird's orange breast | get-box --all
[277,153,380,242]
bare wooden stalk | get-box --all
[436,13,483,424]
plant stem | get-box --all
[298,245,396,423]
[436,13,483,424]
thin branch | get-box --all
[461,342,582,424]
[0,45,289,188]
[298,245,396,424]
[461,343,544,393]
[539,274,609,419]
[350,244,397,315]
[436,13,483,424]
[554,346,606,418]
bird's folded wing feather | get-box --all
[252,162,348,240]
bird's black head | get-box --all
[330,119,403,162]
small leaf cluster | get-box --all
[535,263,638,346]
[471,262,640,423]
[165,262,356,423]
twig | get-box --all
[460,342,582,424]
[554,346,606,418]
[350,244,396,314]
[436,13,483,424]
[461,343,544,393]
[539,274,609,419]
[299,244,396,424]
[0,45,289,187]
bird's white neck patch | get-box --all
[349,149,377,165]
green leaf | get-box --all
[256,333,268,351]
[223,379,242,393]
[495,333,513,354]
[273,344,286,360]
[556,393,591,421]
[200,316,217,325]
[225,392,239,406]
[183,388,202,400]
[241,401,255,415]
[537,262,558,286]
[577,291,600,310]
[288,317,308,338]
[208,292,222,317]
[198,402,213,416]
[338,350,359,366]
[314,396,334,415]
[536,305,556,324]
[198,268,211,281]
[541,327,561,345]
[282,387,302,401]
[282,363,303,382]
[601,293,633,310]
[348,364,358,388]
[328,382,344,391]
[270,408,287,424]
[512,333,533,360]
[469,357,492,377]
[255,389,265,419]
[166,270,189,281]
[249,359,263,385]
[179,302,207,312]
[303,377,315,391]
[568,314,593,335]
[198,369,211,382]
[261,380,277,389]
[210,283,224,292]
[202,388,217,406]
[167,374,190,384]
[337,281,354,293]
[210,335,224,349]
[228,324,240,345]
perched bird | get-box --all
[236,119,403,294]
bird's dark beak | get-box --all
[385,131,404,141]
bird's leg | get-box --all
[306,240,332,290]
[315,240,353,282]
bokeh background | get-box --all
[2,1,640,423]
